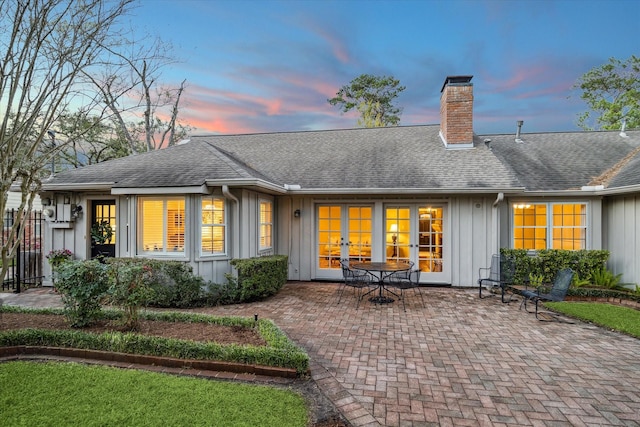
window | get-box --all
[201,197,225,255]
[513,203,586,250]
[259,200,273,250]
[138,197,185,254]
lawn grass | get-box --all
[545,302,640,338]
[0,361,308,427]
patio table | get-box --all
[351,261,411,304]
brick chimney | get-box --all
[439,75,474,148]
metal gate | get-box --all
[1,209,43,293]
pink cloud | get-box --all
[301,18,350,64]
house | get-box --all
[39,75,640,287]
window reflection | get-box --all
[513,203,586,250]
[138,197,185,254]
[201,197,225,255]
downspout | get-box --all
[492,193,504,255]
[222,185,240,260]
[492,192,504,207]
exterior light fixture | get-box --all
[294,209,301,218]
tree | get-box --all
[575,55,640,131]
[328,74,406,127]
[81,36,190,153]
[0,0,132,283]
[55,112,133,167]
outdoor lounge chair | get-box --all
[519,268,574,320]
[337,260,372,309]
[478,254,516,302]
[386,269,423,311]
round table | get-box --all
[351,261,411,304]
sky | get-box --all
[127,0,639,136]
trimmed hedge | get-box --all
[228,255,288,302]
[566,287,640,303]
[0,307,309,375]
[106,258,207,308]
[500,249,610,284]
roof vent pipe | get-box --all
[620,118,628,138]
[515,120,524,143]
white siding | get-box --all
[604,195,640,285]
[277,194,498,287]
[6,191,42,211]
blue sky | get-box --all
[129,0,639,136]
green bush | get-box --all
[55,260,110,327]
[143,260,206,308]
[0,307,310,375]
[591,267,623,289]
[501,249,609,285]
[204,275,243,305]
[106,258,156,330]
[229,255,288,302]
[566,286,640,302]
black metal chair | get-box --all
[386,269,423,311]
[520,268,574,320]
[384,260,414,280]
[478,254,516,303]
[337,260,372,309]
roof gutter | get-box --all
[39,182,115,192]
[286,187,525,195]
[493,192,504,207]
[205,178,287,194]
[111,184,209,195]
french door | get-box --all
[316,204,372,279]
[385,204,447,282]
[315,203,448,282]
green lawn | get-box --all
[0,361,308,427]
[545,302,640,338]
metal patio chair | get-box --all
[337,260,372,309]
[386,269,423,311]
[520,268,574,320]
[478,253,516,303]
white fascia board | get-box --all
[40,182,115,192]
[292,187,525,195]
[111,184,210,195]
[590,184,640,196]
[506,189,605,197]
[204,179,288,194]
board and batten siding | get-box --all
[604,195,640,286]
[278,194,498,287]
[449,196,497,287]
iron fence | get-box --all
[2,209,43,293]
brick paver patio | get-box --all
[3,282,640,426]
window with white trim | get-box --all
[201,197,226,255]
[513,202,587,250]
[259,199,273,251]
[137,197,185,254]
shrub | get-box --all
[229,255,288,302]
[142,260,206,308]
[46,248,73,286]
[0,308,310,375]
[55,260,110,327]
[501,249,610,285]
[106,258,156,331]
[591,267,623,289]
[204,275,243,305]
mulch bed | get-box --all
[0,311,349,427]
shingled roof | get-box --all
[42,126,640,195]
[486,130,640,191]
